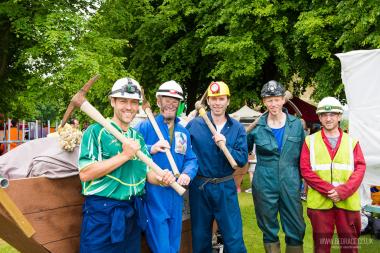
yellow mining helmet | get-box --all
[207,81,230,97]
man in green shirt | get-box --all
[78,77,175,253]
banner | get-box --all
[336,49,380,206]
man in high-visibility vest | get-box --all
[300,97,366,253]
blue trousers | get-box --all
[144,184,183,253]
[189,178,247,253]
[80,195,146,253]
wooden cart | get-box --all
[0,176,192,253]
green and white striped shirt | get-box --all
[78,119,150,200]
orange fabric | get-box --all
[9,127,24,150]
[372,186,380,205]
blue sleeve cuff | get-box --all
[182,160,198,180]
[147,144,153,154]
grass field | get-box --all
[239,176,380,253]
[1,176,379,252]
[0,239,18,253]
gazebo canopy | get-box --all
[230,105,261,121]
[284,97,319,123]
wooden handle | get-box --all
[198,107,238,168]
[245,91,302,133]
[80,101,186,196]
[245,113,264,133]
[0,188,35,237]
[144,107,181,177]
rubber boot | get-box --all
[285,245,304,253]
[264,242,281,253]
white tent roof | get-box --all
[230,105,261,120]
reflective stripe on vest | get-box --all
[306,131,360,211]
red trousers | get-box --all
[307,208,361,253]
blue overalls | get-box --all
[247,110,305,246]
[136,115,198,253]
[186,112,248,253]
[80,195,146,253]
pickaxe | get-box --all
[141,88,181,177]
[194,91,238,169]
[245,91,303,133]
[61,75,186,195]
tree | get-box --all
[122,0,218,112]
[293,0,380,101]
[0,0,99,119]
[2,0,379,119]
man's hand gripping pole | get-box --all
[61,75,186,195]
[194,90,238,169]
[141,88,181,177]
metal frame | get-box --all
[0,119,59,153]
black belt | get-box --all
[196,175,234,190]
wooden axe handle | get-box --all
[198,89,208,106]
[245,114,263,133]
[144,107,181,177]
[80,101,186,196]
[193,89,209,117]
[197,107,238,168]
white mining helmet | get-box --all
[109,77,142,101]
[316,97,343,114]
[156,80,184,101]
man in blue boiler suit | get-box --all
[136,80,198,253]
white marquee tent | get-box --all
[230,105,261,122]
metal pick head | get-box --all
[284,90,293,101]
[60,74,100,127]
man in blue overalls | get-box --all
[186,81,248,253]
[136,80,198,253]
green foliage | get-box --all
[0,0,99,118]
[1,0,379,118]
[293,0,380,101]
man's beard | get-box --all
[162,105,177,121]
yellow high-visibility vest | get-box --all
[305,131,360,211]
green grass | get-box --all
[239,175,380,253]
[0,239,18,253]
[1,176,379,252]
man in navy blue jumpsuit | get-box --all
[186,81,248,253]
[136,80,198,253]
